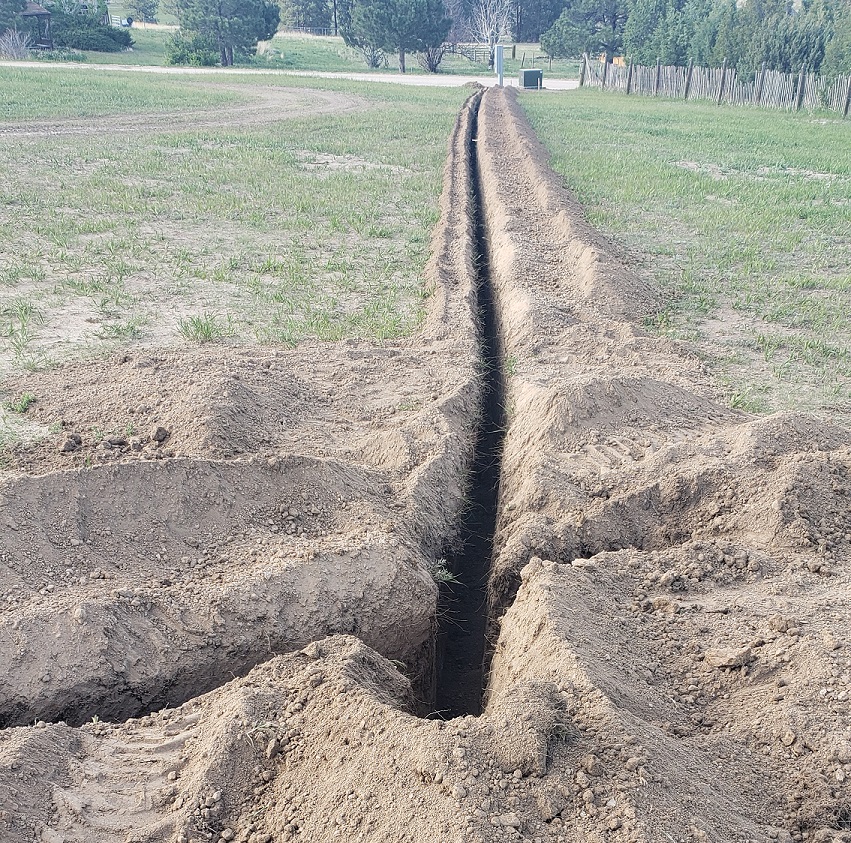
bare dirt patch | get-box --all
[1,87,850,843]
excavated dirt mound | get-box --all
[0,92,482,734]
[2,87,850,843]
[478,87,851,843]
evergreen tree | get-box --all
[623,0,663,63]
[344,0,450,72]
[541,0,627,60]
[514,0,567,41]
[0,0,26,34]
[822,0,851,74]
[280,0,332,29]
[171,0,280,65]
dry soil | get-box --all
[1,87,849,843]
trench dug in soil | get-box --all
[2,87,851,843]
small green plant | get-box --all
[97,316,146,341]
[429,558,460,584]
[177,313,231,344]
[5,393,36,414]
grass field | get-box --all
[80,27,171,65]
[0,71,467,387]
[522,89,851,420]
[0,66,243,119]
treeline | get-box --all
[283,0,850,77]
[282,0,567,43]
[542,0,850,77]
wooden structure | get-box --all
[20,2,52,49]
[580,53,851,117]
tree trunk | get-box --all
[332,0,337,36]
[220,46,228,66]
[399,48,406,73]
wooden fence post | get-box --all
[579,53,587,87]
[754,61,766,105]
[795,63,807,111]
[626,62,634,94]
[717,57,727,105]
[684,60,694,100]
[654,57,662,96]
[601,59,609,90]
[511,44,516,59]
[844,76,851,118]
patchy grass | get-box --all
[0,66,243,120]
[0,72,466,377]
[3,392,35,413]
[80,27,172,65]
[177,312,233,343]
[522,89,851,420]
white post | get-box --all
[495,44,504,87]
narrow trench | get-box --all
[432,94,507,720]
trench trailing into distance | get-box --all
[432,93,507,720]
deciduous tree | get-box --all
[470,0,512,67]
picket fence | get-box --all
[580,54,851,117]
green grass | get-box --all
[0,72,467,376]
[0,66,244,120]
[80,27,171,65]
[177,312,233,343]
[521,89,851,420]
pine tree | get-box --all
[172,0,280,65]
[344,0,451,72]
[0,0,26,34]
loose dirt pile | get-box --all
[1,87,850,843]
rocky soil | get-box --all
[1,87,849,843]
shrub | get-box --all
[0,29,31,59]
[51,9,134,52]
[164,30,218,66]
[417,43,447,72]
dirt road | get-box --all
[0,60,580,89]
[0,87,848,843]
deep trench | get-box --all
[432,95,507,720]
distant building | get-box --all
[20,2,53,49]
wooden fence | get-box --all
[579,54,851,117]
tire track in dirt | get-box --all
[0,85,368,137]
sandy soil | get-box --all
[1,87,849,843]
